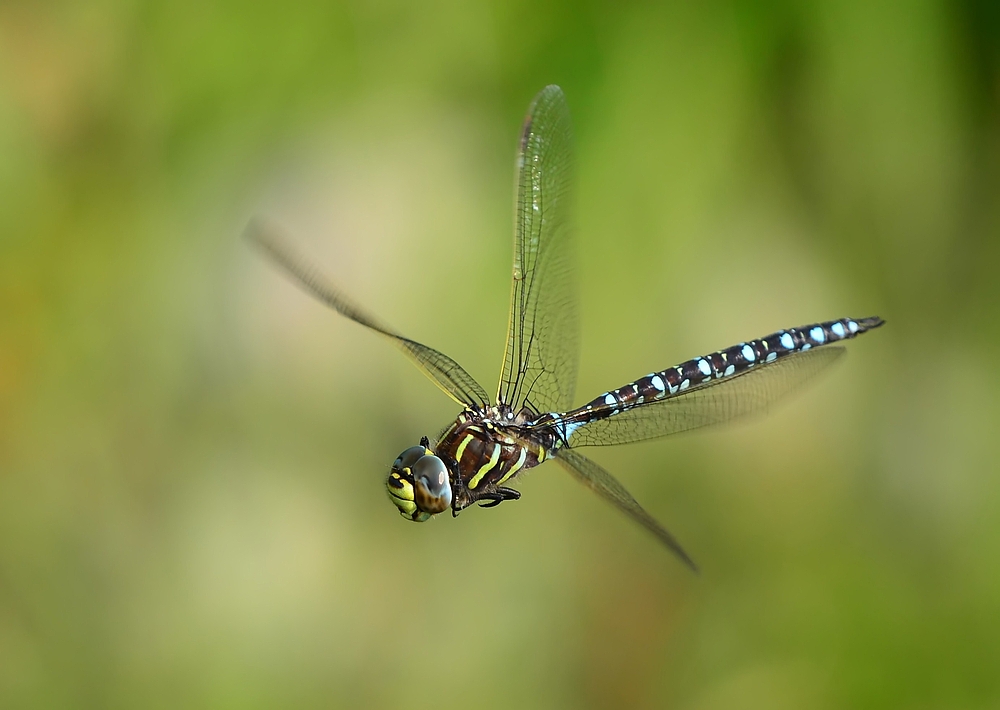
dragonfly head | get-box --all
[386,441,452,522]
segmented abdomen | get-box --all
[549,316,883,440]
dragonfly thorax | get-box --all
[434,407,556,512]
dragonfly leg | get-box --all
[477,486,521,508]
[497,486,521,501]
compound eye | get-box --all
[393,445,426,472]
[412,455,452,515]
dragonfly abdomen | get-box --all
[577,316,884,421]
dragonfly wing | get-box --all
[247,218,491,409]
[555,448,698,571]
[496,85,579,415]
[568,346,846,447]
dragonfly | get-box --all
[247,85,883,571]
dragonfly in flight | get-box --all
[248,85,883,570]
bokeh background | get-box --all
[2,1,999,708]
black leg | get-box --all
[497,486,520,501]
[477,487,521,508]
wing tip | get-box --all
[657,533,700,574]
[521,85,566,150]
[678,548,700,574]
[524,85,567,122]
[243,215,287,262]
[242,214,270,244]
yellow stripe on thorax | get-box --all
[468,443,500,489]
[454,433,475,465]
[497,446,528,485]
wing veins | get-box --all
[496,85,578,415]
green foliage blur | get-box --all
[2,1,999,707]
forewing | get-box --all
[497,85,579,415]
[247,218,490,409]
[555,448,697,571]
[568,346,845,446]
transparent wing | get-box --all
[247,218,490,409]
[567,347,845,446]
[555,448,697,571]
[496,85,579,415]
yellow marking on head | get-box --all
[389,482,415,502]
[468,443,500,489]
[497,447,528,485]
[454,434,474,465]
[537,446,547,463]
[396,500,418,516]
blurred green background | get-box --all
[2,1,999,708]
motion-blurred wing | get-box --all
[555,448,697,571]
[247,218,490,409]
[496,85,579,415]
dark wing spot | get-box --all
[520,118,534,153]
